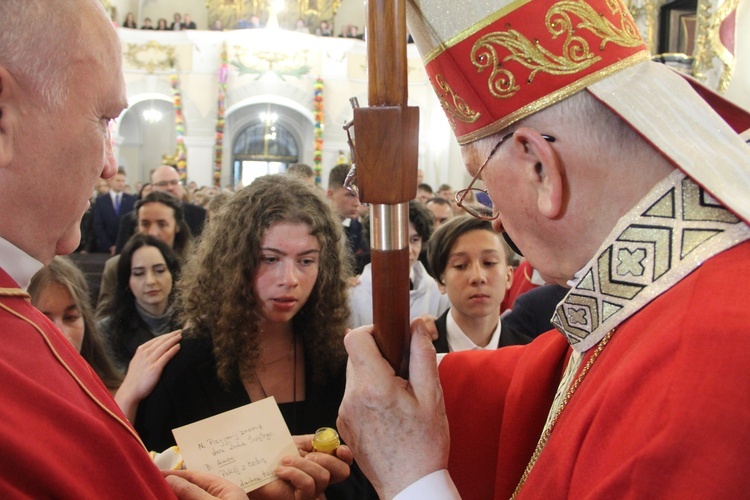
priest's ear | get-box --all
[511,127,564,220]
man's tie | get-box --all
[114,194,121,216]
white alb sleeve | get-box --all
[393,470,461,500]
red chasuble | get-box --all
[439,241,750,499]
[0,269,176,498]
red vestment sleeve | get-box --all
[0,269,176,498]
[439,335,571,499]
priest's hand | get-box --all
[337,318,450,498]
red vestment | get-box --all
[0,268,175,498]
[440,241,750,499]
[500,260,539,313]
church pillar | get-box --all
[182,135,217,188]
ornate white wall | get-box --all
[115,27,467,191]
[113,2,750,192]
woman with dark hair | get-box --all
[136,175,372,497]
[99,234,182,372]
[122,12,137,28]
[99,190,193,311]
[349,199,450,328]
[155,18,168,30]
[29,257,180,421]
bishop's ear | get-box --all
[512,127,564,220]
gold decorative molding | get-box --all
[205,0,342,29]
[707,0,738,91]
[232,45,311,79]
[692,0,715,80]
[627,0,666,53]
[628,0,737,92]
[162,153,179,168]
[125,41,176,74]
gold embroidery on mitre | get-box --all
[470,0,643,99]
[433,74,481,129]
[456,52,648,144]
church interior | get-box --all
[104,0,749,190]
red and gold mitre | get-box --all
[407,0,750,223]
[407,0,649,144]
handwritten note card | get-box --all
[172,396,298,492]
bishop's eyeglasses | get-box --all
[454,132,556,220]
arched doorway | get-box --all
[116,96,176,184]
[231,104,302,186]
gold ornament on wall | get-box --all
[627,0,667,54]
[232,45,312,79]
[692,0,738,91]
[205,0,341,30]
[161,153,180,169]
[125,41,177,74]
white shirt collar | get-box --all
[0,236,44,290]
[445,308,502,352]
[566,267,586,288]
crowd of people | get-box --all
[117,10,361,37]
[2,0,749,498]
[55,143,554,497]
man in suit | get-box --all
[181,13,197,30]
[169,12,182,30]
[327,164,366,256]
[91,167,136,254]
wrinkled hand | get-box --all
[163,469,247,499]
[115,330,182,421]
[337,318,450,499]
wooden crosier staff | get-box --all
[349,0,418,377]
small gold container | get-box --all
[311,427,340,454]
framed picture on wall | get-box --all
[658,0,698,55]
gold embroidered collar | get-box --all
[552,170,750,352]
[0,287,30,300]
